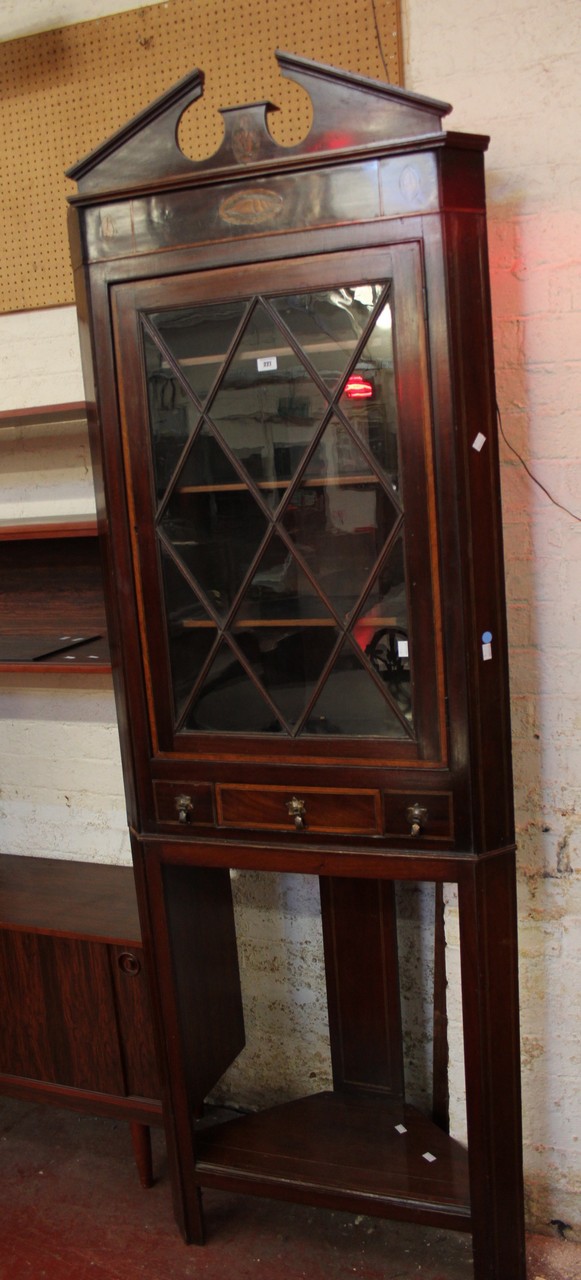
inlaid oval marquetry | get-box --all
[219,189,284,226]
[399,165,422,203]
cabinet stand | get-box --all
[135,839,525,1278]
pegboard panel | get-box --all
[0,0,401,313]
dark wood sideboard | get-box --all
[0,854,162,1186]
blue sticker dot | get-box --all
[482,630,493,644]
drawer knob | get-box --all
[175,793,195,823]
[406,802,428,837]
[286,796,306,830]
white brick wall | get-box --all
[0,675,131,864]
[403,0,581,1231]
[0,308,84,410]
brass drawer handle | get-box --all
[406,802,428,836]
[175,793,195,823]
[286,796,306,830]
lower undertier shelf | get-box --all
[195,1091,471,1231]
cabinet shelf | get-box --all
[179,474,377,495]
[181,615,397,629]
[160,338,362,371]
[233,617,336,628]
[195,1092,471,1230]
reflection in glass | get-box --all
[234,624,340,729]
[144,329,199,503]
[208,302,327,485]
[270,285,384,391]
[282,416,398,620]
[185,640,281,733]
[148,301,248,405]
[160,424,268,618]
[304,639,407,737]
[234,533,333,624]
[351,536,412,723]
[158,548,217,717]
[340,295,400,491]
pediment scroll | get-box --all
[67,51,452,197]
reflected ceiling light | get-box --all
[344,374,374,399]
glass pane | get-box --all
[351,536,412,725]
[233,533,334,624]
[282,416,398,620]
[270,284,384,391]
[231,532,339,728]
[160,424,268,618]
[340,294,400,493]
[208,302,328,486]
[185,640,282,733]
[303,640,407,738]
[144,329,200,504]
[159,548,217,717]
[148,301,248,405]
[142,282,415,741]
[234,624,340,729]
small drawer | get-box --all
[384,791,453,841]
[216,785,382,836]
[154,781,214,827]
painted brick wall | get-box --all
[402,0,581,1231]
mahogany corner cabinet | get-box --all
[67,53,526,1279]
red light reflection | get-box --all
[344,374,374,400]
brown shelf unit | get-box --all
[0,404,110,673]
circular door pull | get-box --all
[118,951,141,976]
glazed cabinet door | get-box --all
[112,243,445,771]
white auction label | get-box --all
[257,356,277,372]
[397,639,409,658]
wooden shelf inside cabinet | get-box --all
[0,514,110,673]
[178,475,382,494]
[0,854,163,1189]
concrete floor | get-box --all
[1,1096,579,1279]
